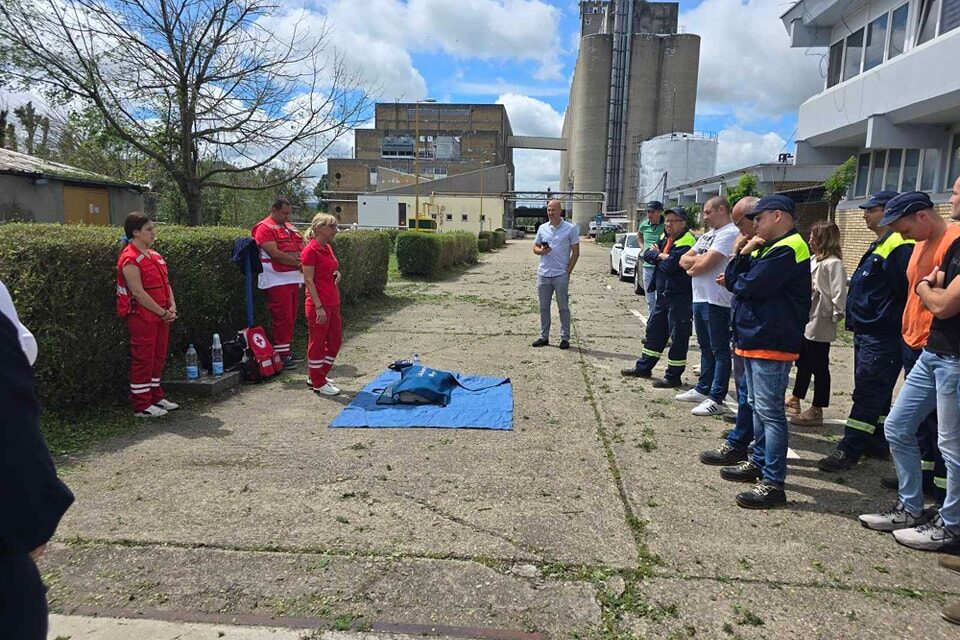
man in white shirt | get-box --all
[677,196,739,416]
[532,200,580,350]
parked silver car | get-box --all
[609,232,641,281]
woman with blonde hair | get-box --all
[787,221,847,426]
[301,213,343,396]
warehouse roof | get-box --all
[0,147,148,191]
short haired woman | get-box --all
[302,213,343,396]
[787,221,847,426]
[116,212,179,417]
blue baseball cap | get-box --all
[859,190,899,209]
[645,200,663,210]
[746,195,796,219]
[879,191,935,227]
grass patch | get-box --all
[41,405,138,460]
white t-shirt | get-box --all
[690,222,738,307]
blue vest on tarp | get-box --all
[377,365,507,406]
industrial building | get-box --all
[781,0,960,270]
[636,131,717,216]
[357,165,509,232]
[0,148,146,224]
[326,103,516,225]
[560,0,701,231]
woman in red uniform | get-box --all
[116,212,179,417]
[301,213,343,396]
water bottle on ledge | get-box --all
[211,334,224,377]
[186,344,199,380]
[413,353,421,366]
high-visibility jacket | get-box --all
[252,216,305,289]
[642,230,696,298]
[725,229,811,359]
[845,230,913,336]
[116,244,170,321]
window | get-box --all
[944,0,960,35]
[870,150,888,194]
[917,0,941,45]
[902,149,921,190]
[369,169,377,186]
[445,213,452,221]
[843,28,864,81]
[854,153,871,197]
[827,40,844,87]
[920,148,940,191]
[884,149,903,190]
[949,134,960,187]
[888,4,909,59]
[863,14,888,71]
[461,214,469,222]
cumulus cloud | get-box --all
[496,93,564,137]
[495,94,563,190]
[513,148,560,192]
[716,126,788,173]
[680,0,824,119]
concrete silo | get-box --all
[561,1,701,232]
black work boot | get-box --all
[817,448,857,472]
[699,442,748,466]
[720,460,762,483]
[736,481,787,509]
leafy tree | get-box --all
[725,174,761,205]
[314,174,329,212]
[0,0,372,225]
[824,156,857,220]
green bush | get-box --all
[477,238,491,252]
[395,231,477,276]
[381,228,401,250]
[597,230,616,244]
[0,223,390,413]
[493,230,506,248]
[478,230,495,249]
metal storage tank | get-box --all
[571,33,613,229]
[636,132,718,205]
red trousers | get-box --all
[265,284,299,357]
[128,315,169,412]
[306,304,342,388]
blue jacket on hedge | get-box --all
[724,229,811,359]
[642,230,695,298]
[845,231,913,336]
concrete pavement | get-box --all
[44,238,959,638]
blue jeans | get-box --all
[726,351,753,450]
[642,267,656,312]
[693,303,732,402]
[884,349,960,527]
[744,357,792,488]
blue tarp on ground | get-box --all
[330,369,513,430]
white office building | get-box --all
[782,0,960,202]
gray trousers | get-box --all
[537,273,571,341]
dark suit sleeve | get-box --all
[642,240,662,266]
[724,253,751,293]
[731,246,801,300]
[0,315,74,555]
[883,243,912,306]
[659,238,693,275]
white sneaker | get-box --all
[692,398,723,417]
[154,398,180,411]
[893,513,957,551]
[675,388,709,403]
[135,405,168,418]
[858,500,931,532]
[314,382,341,396]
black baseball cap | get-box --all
[859,190,899,209]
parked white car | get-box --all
[609,232,642,281]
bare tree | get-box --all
[0,0,372,225]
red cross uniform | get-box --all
[252,216,304,358]
[301,239,342,388]
[117,244,171,412]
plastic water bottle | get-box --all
[413,353,421,366]
[211,334,224,377]
[186,344,199,380]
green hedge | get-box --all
[493,230,507,248]
[395,231,478,276]
[597,230,616,244]
[478,230,495,249]
[477,238,491,252]
[0,223,389,412]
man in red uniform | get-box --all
[252,196,304,367]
